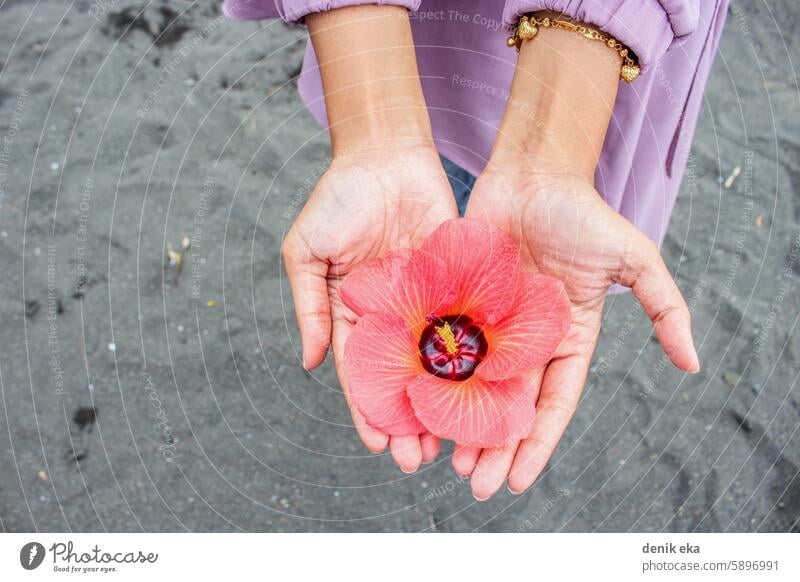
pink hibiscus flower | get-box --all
[340,219,571,448]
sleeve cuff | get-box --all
[502,0,700,72]
[224,1,422,24]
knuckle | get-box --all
[652,305,677,325]
[543,393,579,419]
[524,434,558,454]
[301,309,330,322]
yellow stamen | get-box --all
[435,322,459,355]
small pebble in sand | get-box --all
[37,470,48,481]
[177,324,184,333]
[0,231,6,238]
[108,342,116,352]
[207,300,217,308]
[166,241,184,277]
[755,214,764,228]
[334,490,340,497]
[50,162,59,171]
[722,371,740,388]
[33,246,41,256]
[724,165,741,188]
[88,383,95,392]
[279,498,290,508]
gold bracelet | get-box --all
[507,13,641,83]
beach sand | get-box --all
[0,0,798,532]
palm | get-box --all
[283,146,458,470]
[304,150,455,277]
[456,170,698,499]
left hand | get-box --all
[457,164,700,500]
[282,145,457,472]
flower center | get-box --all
[419,314,488,381]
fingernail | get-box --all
[690,349,701,374]
[401,468,417,474]
[473,493,489,502]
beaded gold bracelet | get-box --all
[507,13,641,83]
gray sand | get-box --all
[0,1,798,532]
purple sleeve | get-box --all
[502,0,700,72]
[223,0,422,23]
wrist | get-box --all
[489,102,600,183]
[491,12,622,183]
[306,5,433,157]
[328,91,434,158]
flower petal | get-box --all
[477,272,571,380]
[406,373,537,448]
[339,248,455,329]
[420,219,519,324]
[343,312,426,435]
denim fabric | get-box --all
[441,156,476,217]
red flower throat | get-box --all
[419,314,488,381]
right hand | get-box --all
[281,143,458,472]
[454,167,699,499]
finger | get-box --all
[507,353,589,494]
[471,445,518,501]
[332,318,389,454]
[282,235,331,369]
[625,243,699,373]
[390,435,422,473]
[350,404,390,454]
[452,444,481,477]
[420,432,441,464]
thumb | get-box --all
[282,234,331,369]
[621,240,700,373]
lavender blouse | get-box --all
[223,0,728,247]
